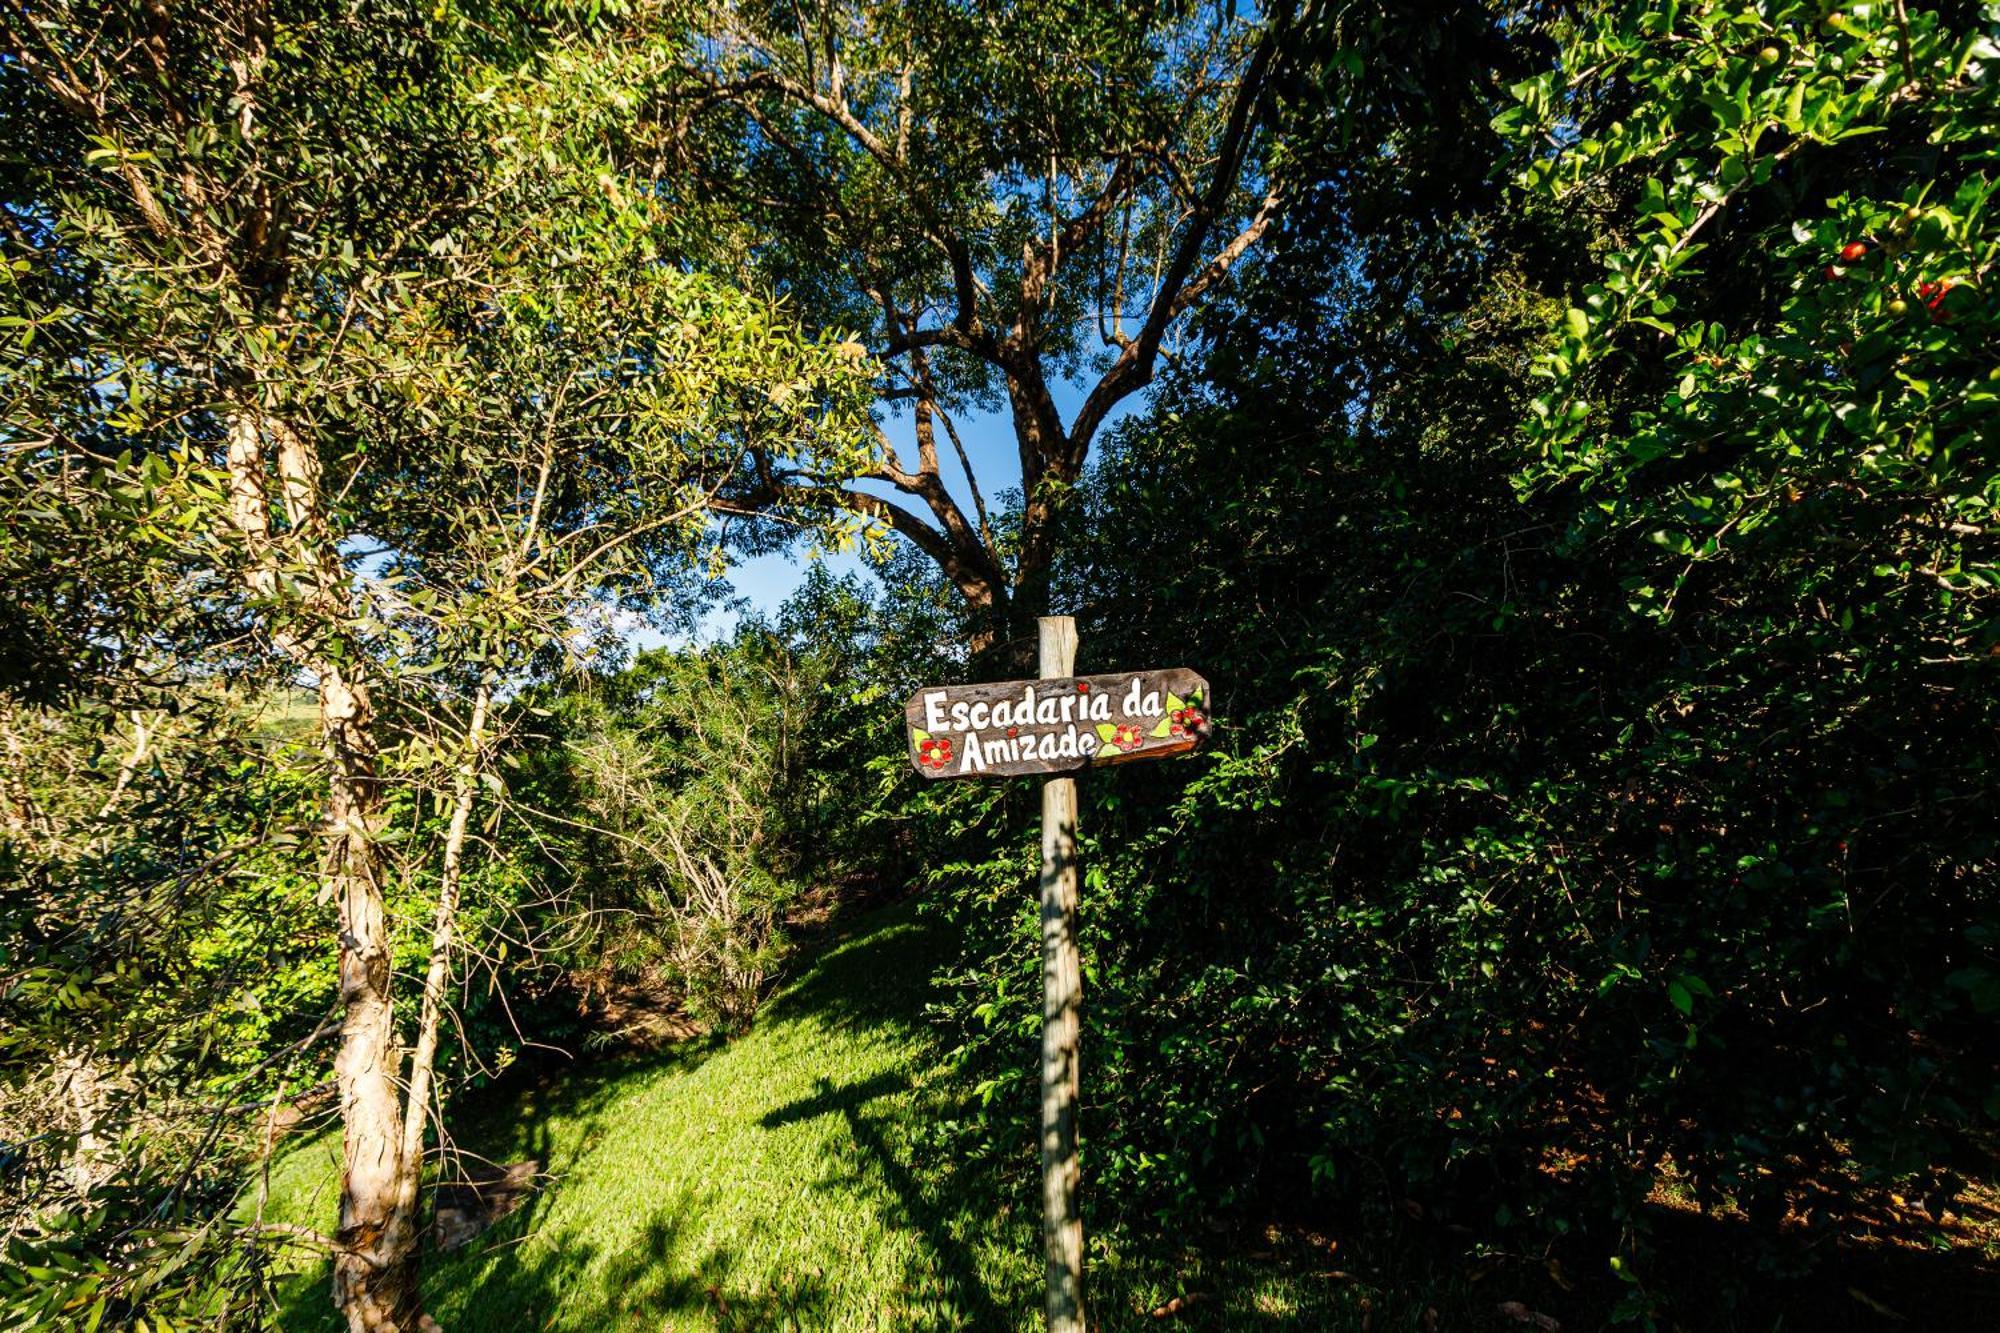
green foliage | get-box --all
[0,1177,289,1333]
[1507,0,2000,629]
[559,634,831,1030]
[5,1,1999,1326]
[535,558,978,1031]
[2,2,877,1326]
[904,3,2000,1317]
[569,0,1290,643]
[0,689,329,1329]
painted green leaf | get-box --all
[1096,722,1118,742]
[1150,717,1172,738]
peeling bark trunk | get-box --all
[322,664,422,1333]
[226,408,424,1333]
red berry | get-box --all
[1825,264,1842,280]
[1077,682,1089,693]
[1840,241,1867,261]
[1923,279,1957,321]
[1007,727,1018,738]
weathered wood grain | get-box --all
[1035,618,1085,1332]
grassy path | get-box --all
[263,903,1379,1330]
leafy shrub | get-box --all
[907,0,2000,1288]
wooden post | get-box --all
[1037,615,1085,1333]
[902,634,1211,1330]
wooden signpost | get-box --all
[905,619,1210,1333]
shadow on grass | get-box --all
[271,1033,735,1330]
[595,1194,834,1330]
[420,1175,837,1332]
[272,903,978,1330]
[755,906,943,1042]
[763,1072,1013,1331]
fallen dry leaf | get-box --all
[1496,1300,1561,1331]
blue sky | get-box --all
[689,376,1147,639]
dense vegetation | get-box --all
[3,1,1997,1330]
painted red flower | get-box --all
[918,736,954,770]
[1111,723,1144,752]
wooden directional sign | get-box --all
[904,668,1210,779]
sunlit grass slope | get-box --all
[263,904,1387,1330]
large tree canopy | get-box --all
[620,0,1291,654]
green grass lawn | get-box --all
[259,903,1429,1331]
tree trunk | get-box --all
[322,664,423,1333]
[59,1047,104,1197]
[397,684,493,1227]
[225,408,424,1332]
[959,575,1012,668]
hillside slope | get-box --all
[263,903,1371,1330]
